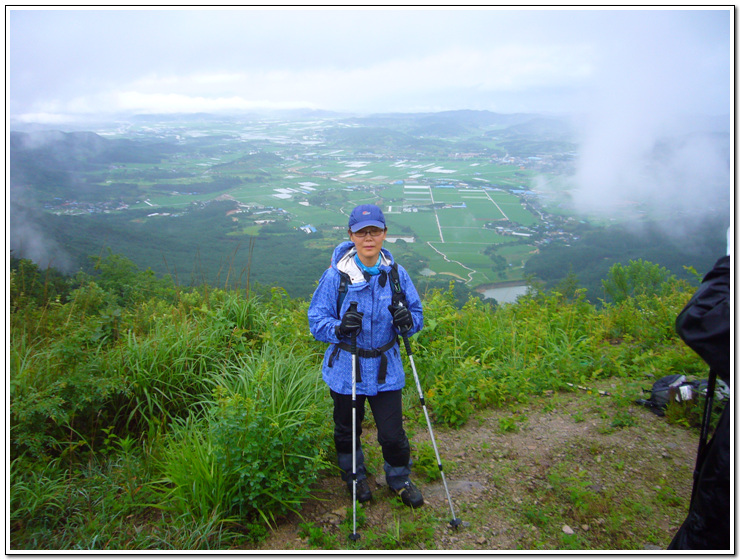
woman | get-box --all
[308,204,424,508]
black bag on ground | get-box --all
[635,374,728,417]
[636,374,689,416]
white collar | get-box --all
[337,248,391,284]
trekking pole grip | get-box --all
[402,333,413,355]
[348,300,359,360]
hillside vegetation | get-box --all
[9,252,718,551]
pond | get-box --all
[477,284,528,304]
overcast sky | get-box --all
[7,7,731,122]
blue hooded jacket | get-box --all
[308,241,423,396]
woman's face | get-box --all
[349,226,387,266]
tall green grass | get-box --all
[158,343,332,527]
[408,276,701,427]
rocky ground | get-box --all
[253,380,700,552]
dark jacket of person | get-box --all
[668,255,730,550]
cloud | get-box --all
[8,8,730,120]
[9,203,75,273]
[541,9,732,235]
[563,110,730,237]
[115,92,318,113]
[13,41,599,119]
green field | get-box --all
[216,171,540,289]
[120,158,541,290]
[385,211,442,242]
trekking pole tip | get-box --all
[450,518,466,529]
[349,532,361,542]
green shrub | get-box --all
[426,374,474,428]
[210,392,327,523]
[160,343,332,526]
[298,521,339,549]
[498,415,521,433]
[413,441,442,482]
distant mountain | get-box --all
[431,110,539,127]
[338,110,577,156]
[9,130,180,204]
[347,110,538,135]
[360,109,535,127]
[493,116,575,142]
[11,130,108,163]
[130,112,228,122]
[128,108,350,122]
[472,116,578,157]
[322,126,449,154]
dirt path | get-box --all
[254,382,699,551]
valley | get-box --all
[9,110,728,302]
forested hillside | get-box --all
[9,251,721,551]
[10,131,180,204]
[524,220,726,302]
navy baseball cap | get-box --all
[348,204,386,232]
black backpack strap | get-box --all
[339,263,405,314]
[336,337,398,385]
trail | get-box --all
[428,186,445,243]
[483,190,510,220]
[426,241,476,283]
[253,383,697,551]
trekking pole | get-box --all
[696,369,718,471]
[398,312,463,529]
[348,302,361,542]
[684,369,718,513]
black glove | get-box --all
[336,308,363,338]
[388,303,413,333]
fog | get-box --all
[562,14,731,232]
[9,203,75,273]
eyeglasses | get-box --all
[352,228,385,238]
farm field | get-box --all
[176,153,542,290]
[122,177,539,290]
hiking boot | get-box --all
[347,478,372,503]
[391,480,423,508]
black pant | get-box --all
[330,389,411,486]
